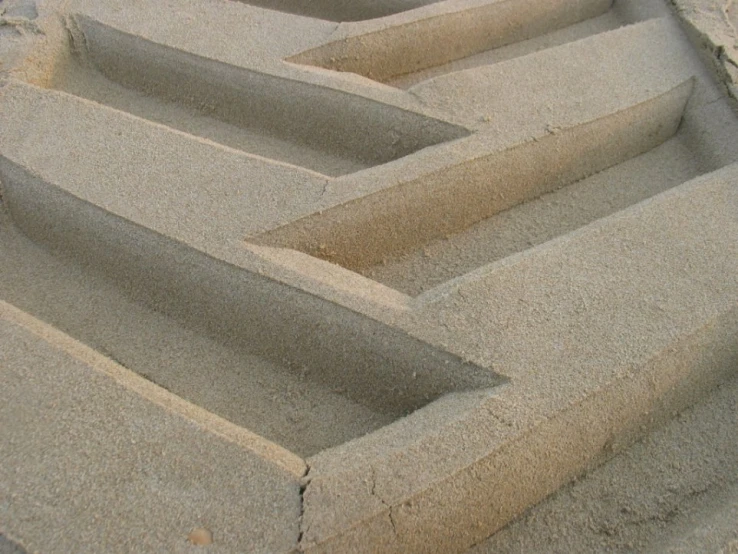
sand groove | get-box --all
[253,81,694,278]
[49,16,468,176]
[288,0,613,83]
[0,159,503,456]
[236,0,443,22]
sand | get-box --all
[472,374,738,553]
[471,1,738,550]
[0,0,737,551]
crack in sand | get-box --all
[370,466,398,536]
[297,463,312,551]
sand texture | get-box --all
[0,0,737,551]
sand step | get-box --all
[2,18,702,267]
[288,0,613,83]
[388,9,624,89]
[384,1,671,88]
[364,132,706,295]
[0,221,413,457]
[252,16,716,288]
[410,16,707,130]
[0,154,503,452]
[0,80,331,247]
[52,15,468,176]
[253,80,694,273]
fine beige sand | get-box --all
[472,1,738,550]
[472,374,738,553]
[1,0,737,551]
